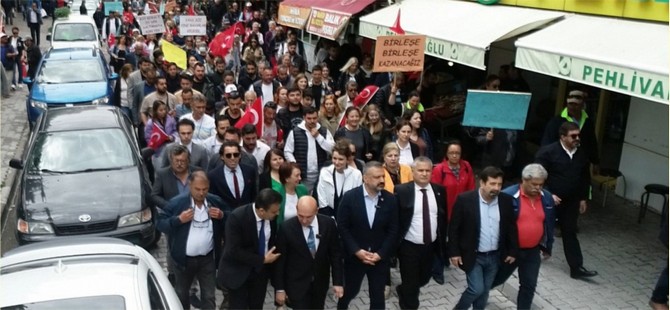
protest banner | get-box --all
[277,3,311,29]
[461,90,532,130]
[160,40,187,69]
[104,1,124,15]
[306,9,349,41]
[179,16,207,36]
[136,14,166,34]
[373,35,425,72]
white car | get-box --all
[0,237,182,310]
[47,14,100,49]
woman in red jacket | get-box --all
[429,139,475,284]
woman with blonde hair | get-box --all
[362,104,388,160]
[318,94,342,136]
[294,73,308,92]
[336,56,366,95]
[381,142,413,194]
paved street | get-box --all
[0,15,666,310]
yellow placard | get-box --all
[160,39,187,70]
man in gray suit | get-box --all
[127,57,156,127]
[159,119,210,171]
[152,145,201,209]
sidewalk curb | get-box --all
[1,125,29,231]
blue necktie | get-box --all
[307,226,316,257]
[258,220,265,256]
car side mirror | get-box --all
[109,73,119,80]
[46,34,52,41]
[9,159,23,169]
[23,77,33,85]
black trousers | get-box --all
[228,270,269,310]
[287,283,328,310]
[173,252,217,310]
[28,22,40,46]
[557,199,583,272]
[337,258,390,310]
[397,240,434,310]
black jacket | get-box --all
[395,182,448,259]
[535,141,591,201]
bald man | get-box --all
[274,196,344,309]
[156,171,230,310]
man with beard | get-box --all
[181,93,216,144]
[274,64,293,89]
[219,90,245,127]
[449,166,518,310]
[206,57,226,88]
[276,86,303,141]
[309,65,330,110]
[160,119,211,171]
[238,60,260,92]
[192,62,208,94]
[336,161,399,310]
[202,115,231,156]
[141,76,178,125]
[127,57,156,126]
[175,73,203,103]
[253,67,280,105]
[241,124,271,172]
[284,106,335,191]
[208,0,226,32]
[23,37,41,81]
[286,41,306,74]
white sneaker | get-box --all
[18,84,23,89]
[11,84,16,91]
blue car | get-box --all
[24,47,117,128]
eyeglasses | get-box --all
[224,152,241,159]
[569,134,580,139]
[192,205,211,228]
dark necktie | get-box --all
[307,225,316,257]
[232,169,240,199]
[421,188,431,245]
[258,220,265,256]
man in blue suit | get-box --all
[156,171,231,310]
[337,161,399,310]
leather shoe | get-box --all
[432,275,445,285]
[570,267,598,279]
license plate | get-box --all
[66,104,73,107]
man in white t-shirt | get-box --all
[180,93,216,145]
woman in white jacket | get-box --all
[316,140,363,217]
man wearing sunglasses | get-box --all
[535,122,597,279]
[541,88,600,175]
[208,141,257,209]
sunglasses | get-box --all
[569,134,580,139]
[224,152,241,159]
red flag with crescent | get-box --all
[188,4,196,16]
[234,97,263,136]
[338,85,379,128]
[390,8,405,35]
[148,124,171,150]
[209,22,245,58]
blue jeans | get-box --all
[492,247,541,309]
[454,251,500,310]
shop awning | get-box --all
[277,0,321,29]
[515,15,669,104]
[306,0,377,40]
[358,0,564,70]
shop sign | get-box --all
[306,9,350,40]
[277,4,311,29]
[373,35,426,72]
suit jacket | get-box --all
[156,193,229,269]
[126,70,144,125]
[447,190,518,272]
[207,162,257,207]
[159,142,209,171]
[336,186,399,261]
[217,204,278,290]
[273,214,343,302]
[394,182,448,259]
[151,166,201,209]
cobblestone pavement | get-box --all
[150,191,668,309]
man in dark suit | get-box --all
[394,157,448,310]
[536,121,597,279]
[274,196,344,309]
[217,188,283,309]
[448,166,518,310]
[336,161,399,310]
[152,145,201,209]
[159,118,210,171]
[208,141,257,208]
[156,171,229,310]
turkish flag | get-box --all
[123,11,134,24]
[353,85,379,110]
[187,4,196,16]
[209,22,245,58]
[107,33,115,48]
[234,97,263,136]
[390,8,405,35]
[148,124,171,150]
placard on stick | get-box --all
[179,16,207,36]
[373,35,425,72]
[136,14,166,34]
[462,90,532,130]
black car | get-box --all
[9,106,157,248]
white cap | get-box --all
[225,84,238,94]
[246,2,252,7]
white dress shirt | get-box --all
[405,184,438,244]
[224,165,245,197]
[254,204,271,255]
[363,189,379,228]
[398,142,414,166]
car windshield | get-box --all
[53,23,97,41]
[37,59,104,84]
[2,295,125,309]
[27,128,136,174]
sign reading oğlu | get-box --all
[373,35,426,72]
[306,9,350,40]
[277,3,311,29]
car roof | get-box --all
[44,47,100,60]
[54,14,96,24]
[1,238,148,308]
[40,106,125,132]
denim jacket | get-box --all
[502,184,556,255]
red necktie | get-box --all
[232,169,240,199]
[421,188,431,245]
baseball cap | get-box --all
[225,84,238,94]
[245,1,252,7]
